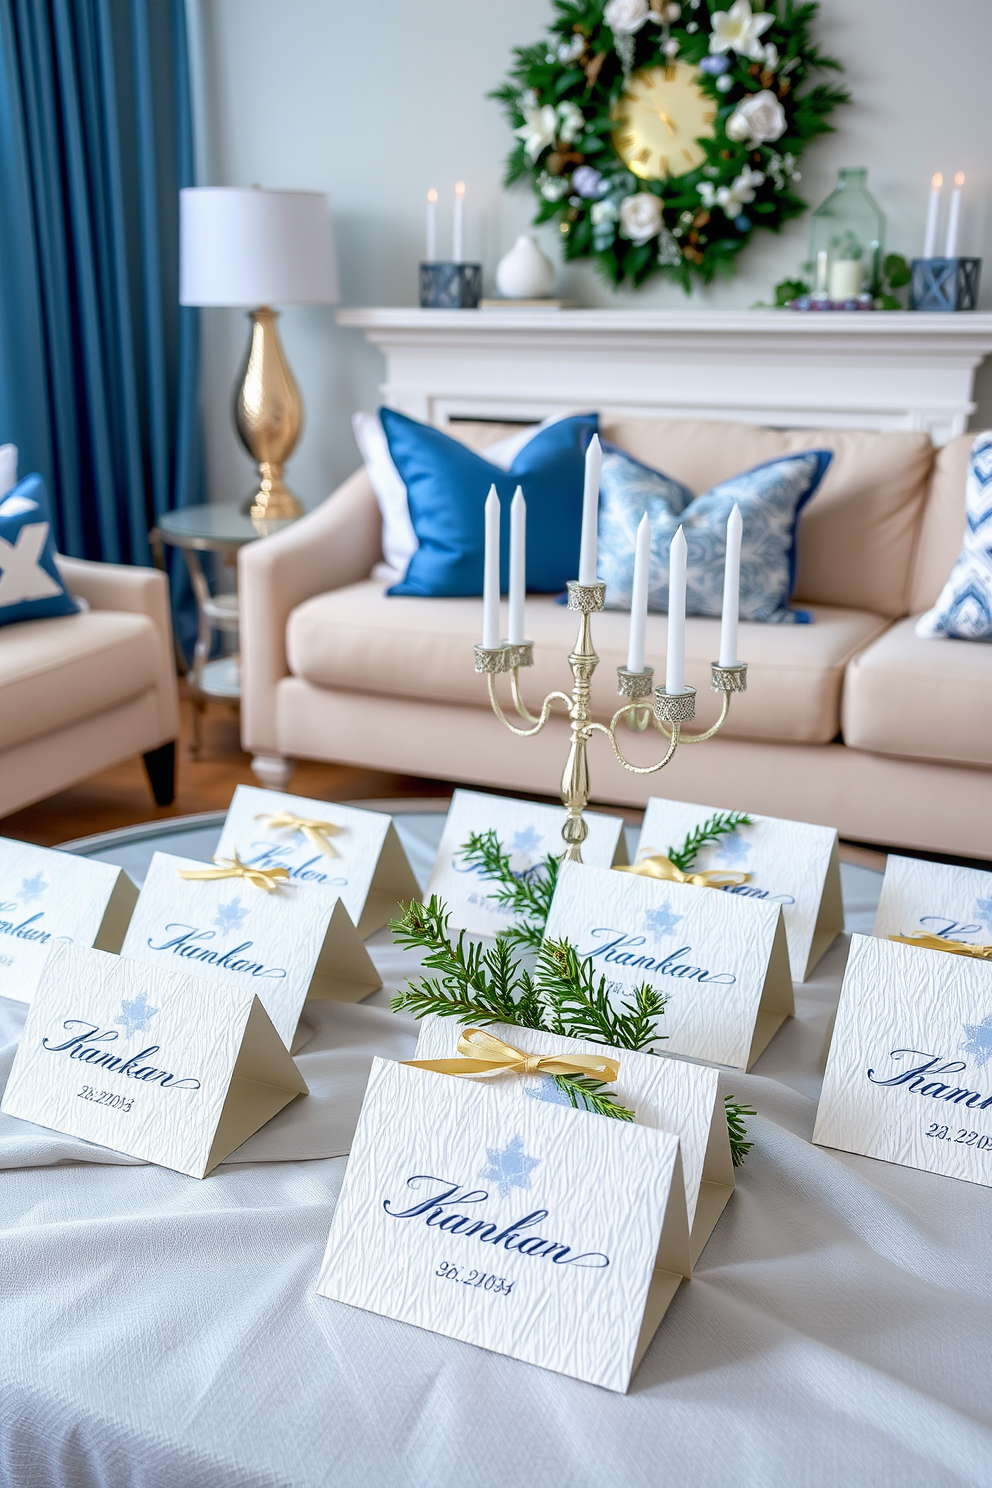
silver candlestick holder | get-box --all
[474,581,747,862]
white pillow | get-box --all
[0,444,18,499]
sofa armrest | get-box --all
[239,467,383,756]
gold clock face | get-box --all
[612,63,716,180]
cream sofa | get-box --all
[239,417,990,859]
[0,556,180,818]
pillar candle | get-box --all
[453,182,465,262]
[945,172,965,257]
[627,513,651,673]
[718,503,742,669]
[578,433,602,585]
[665,525,687,695]
[923,173,942,258]
[482,485,500,649]
[508,486,526,644]
[426,188,438,262]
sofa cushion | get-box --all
[286,580,891,746]
[0,608,162,750]
[842,616,992,768]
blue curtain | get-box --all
[0,0,201,649]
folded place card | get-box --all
[639,797,842,982]
[813,933,992,1188]
[412,1016,733,1266]
[544,861,793,1071]
[215,785,420,937]
[0,836,137,1005]
[119,851,381,1050]
[873,854,992,950]
[316,1057,692,1392]
[425,789,628,938]
[1,942,308,1177]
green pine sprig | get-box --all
[459,829,560,951]
[553,1074,635,1121]
[536,938,666,1052]
[725,1097,756,1169]
[665,811,753,874]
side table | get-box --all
[149,503,295,755]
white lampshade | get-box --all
[179,187,339,307]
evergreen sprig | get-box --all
[536,938,666,1052]
[665,811,754,874]
[725,1097,756,1169]
[460,829,560,951]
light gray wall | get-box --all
[188,0,992,507]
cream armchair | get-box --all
[0,555,180,819]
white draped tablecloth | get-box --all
[2,812,991,1488]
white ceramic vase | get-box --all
[495,235,555,299]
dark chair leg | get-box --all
[142,741,176,807]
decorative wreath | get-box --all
[492,0,848,291]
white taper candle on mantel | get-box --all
[719,503,742,669]
[627,512,651,673]
[482,485,501,649]
[923,173,942,258]
[453,181,466,262]
[665,525,687,695]
[578,433,602,585]
[426,188,438,262]
[508,486,526,645]
[945,172,965,258]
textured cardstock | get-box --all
[215,785,420,938]
[317,1058,692,1392]
[120,852,380,1050]
[544,860,793,1071]
[813,933,992,1188]
[873,855,992,948]
[0,837,137,1005]
[426,789,627,938]
[413,1016,733,1266]
[1,942,308,1178]
[640,797,841,982]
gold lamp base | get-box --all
[235,306,306,521]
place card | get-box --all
[316,1057,692,1392]
[215,785,420,937]
[873,854,992,949]
[1,942,308,1178]
[639,797,842,982]
[813,933,992,1188]
[0,836,137,1005]
[425,789,628,938]
[544,861,793,1071]
[119,851,381,1050]
[412,1016,733,1265]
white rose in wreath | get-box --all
[604,0,651,35]
[725,89,787,145]
[619,192,663,245]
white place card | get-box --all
[639,797,842,982]
[813,933,992,1188]
[544,861,793,1071]
[873,854,992,948]
[317,1057,692,1392]
[215,785,420,937]
[1,942,308,1178]
[119,851,381,1050]
[412,1016,733,1266]
[0,837,137,1005]
[425,789,628,938]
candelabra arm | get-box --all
[601,708,682,774]
[487,673,571,739]
[510,668,543,725]
[658,689,732,744]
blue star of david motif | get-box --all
[644,904,683,937]
[975,896,992,930]
[525,1076,571,1109]
[510,826,543,856]
[962,1013,992,1070]
[18,872,48,904]
[213,897,249,933]
[481,1134,541,1198]
[115,991,158,1038]
[715,834,752,867]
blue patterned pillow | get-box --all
[916,432,992,641]
[0,473,78,627]
[597,444,832,623]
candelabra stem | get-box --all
[561,609,597,861]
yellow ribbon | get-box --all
[404,1027,621,1083]
[615,853,750,890]
[888,932,992,961]
[256,811,344,858]
[177,853,291,894]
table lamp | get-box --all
[180,187,339,520]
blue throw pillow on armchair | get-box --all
[380,408,599,597]
[0,472,78,626]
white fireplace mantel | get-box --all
[336,307,992,445]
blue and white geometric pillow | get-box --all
[597,444,832,624]
[916,431,992,641]
[0,471,78,628]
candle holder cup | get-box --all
[419,262,483,310]
[909,258,981,312]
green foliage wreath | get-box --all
[492,0,848,291]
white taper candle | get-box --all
[666,525,687,694]
[945,172,964,258]
[923,172,942,258]
[426,188,438,261]
[482,485,501,649]
[508,486,526,645]
[719,503,742,668]
[453,181,465,262]
[578,433,602,585]
[627,512,651,673]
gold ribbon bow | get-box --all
[404,1027,621,1083]
[888,932,992,961]
[257,812,343,858]
[177,853,291,894]
[616,854,750,890]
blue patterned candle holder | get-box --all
[910,257,982,312]
[419,262,482,309]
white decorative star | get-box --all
[115,991,158,1038]
[18,872,48,905]
[213,897,249,933]
[962,1014,992,1070]
[644,904,683,937]
[481,1135,541,1198]
[0,522,62,605]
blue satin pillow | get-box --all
[0,473,78,627]
[381,408,599,597]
